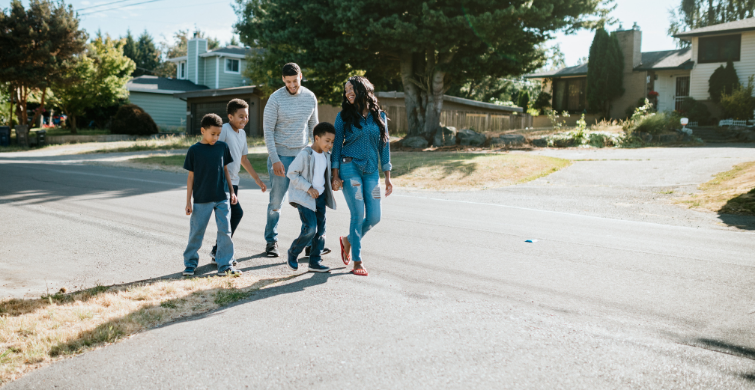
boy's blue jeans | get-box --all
[288,194,327,265]
[339,161,381,263]
[184,199,234,272]
[264,155,296,243]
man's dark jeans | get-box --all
[212,185,243,255]
[288,194,327,265]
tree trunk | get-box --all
[399,50,452,143]
[31,86,47,129]
[400,52,426,138]
[69,112,78,134]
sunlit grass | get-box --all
[0,274,292,385]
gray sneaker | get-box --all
[217,267,243,277]
[266,242,280,257]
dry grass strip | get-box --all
[0,274,292,385]
[127,151,571,192]
[674,161,755,216]
[387,152,571,191]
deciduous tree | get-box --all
[52,35,135,132]
[0,0,87,127]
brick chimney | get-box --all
[614,24,642,71]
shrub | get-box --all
[532,91,552,112]
[633,111,681,136]
[517,90,530,113]
[111,104,158,136]
[526,107,541,116]
[720,75,755,120]
[679,97,711,125]
[709,61,740,103]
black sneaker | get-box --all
[210,246,217,262]
[308,262,330,273]
[286,256,299,271]
[304,247,331,257]
[266,242,280,258]
[217,267,243,277]
[182,267,195,276]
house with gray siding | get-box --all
[125,35,256,130]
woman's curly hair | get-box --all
[341,76,388,143]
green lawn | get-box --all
[130,151,570,190]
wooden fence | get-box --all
[383,105,532,134]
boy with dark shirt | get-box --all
[182,113,242,277]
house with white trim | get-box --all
[126,34,255,131]
[525,18,755,120]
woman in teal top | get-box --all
[331,76,392,276]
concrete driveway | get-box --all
[1,144,754,388]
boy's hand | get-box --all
[185,203,192,215]
[332,178,343,191]
[307,187,319,198]
[255,177,267,192]
[230,193,238,205]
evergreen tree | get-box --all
[709,60,740,103]
[0,0,87,126]
[235,0,613,139]
[518,90,530,113]
[586,28,624,118]
[123,29,138,64]
[134,31,161,76]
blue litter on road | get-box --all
[525,239,539,243]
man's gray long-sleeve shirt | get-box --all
[263,86,318,164]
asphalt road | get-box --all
[2,145,755,388]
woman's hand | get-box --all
[384,177,393,197]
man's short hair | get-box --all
[227,98,249,115]
[313,122,336,138]
[201,113,223,129]
[282,63,301,77]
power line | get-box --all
[78,0,143,11]
[79,0,166,16]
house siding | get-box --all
[205,57,218,89]
[128,91,186,129]
[218,58,245,89]
[689,31,755,100]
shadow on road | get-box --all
[0,162,187,206]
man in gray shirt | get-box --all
[263,63,328,257]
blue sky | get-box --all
[2,0,678,66]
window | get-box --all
[698,34,741,63]
[225,58,240,73]
[552,77,586,112]
[179,62,186,79]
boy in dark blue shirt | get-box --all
[182,113,242,277]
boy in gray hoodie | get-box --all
[285,122,337,272]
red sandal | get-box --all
[339,236,351,266]
[351,268,368,276]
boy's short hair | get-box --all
[313,122,336,138]
[227,98,249,115]
[282,63,300,77]
[201,113,223,129]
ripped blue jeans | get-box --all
[339,161,381,263]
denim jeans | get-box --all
[288,194,327,265]
[212,185,242,255]
[264,155,296,243]
[184,199,234,271]
[339,161,381,263]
